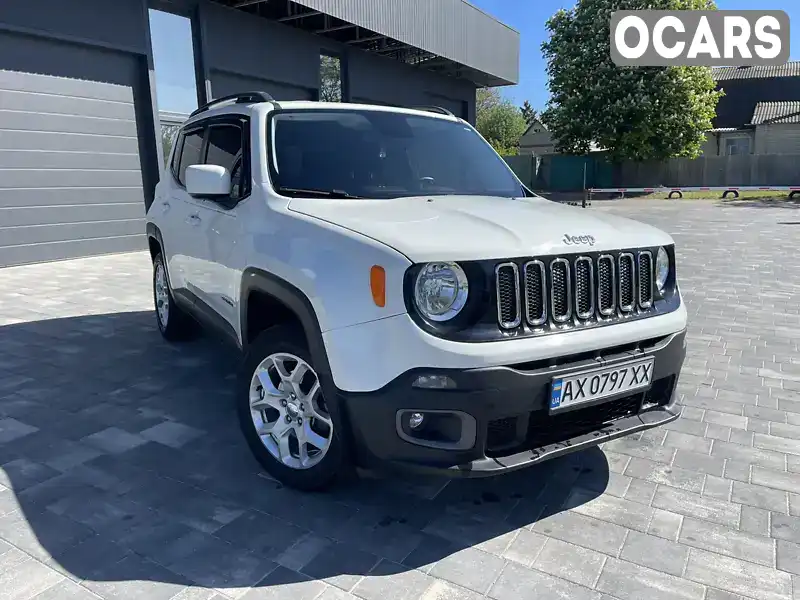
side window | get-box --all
[170,131,184,179]
[205,124,247,200]
[178,129,204,185]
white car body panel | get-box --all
[324,300,688,393]
[287,195,674,263]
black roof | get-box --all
[712,63,800,129]
[750,101,800,125]
[712,62,800,81]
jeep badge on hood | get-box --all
[563,234,596,246]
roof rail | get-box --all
[410,105,456,118]
[189,91,278,118]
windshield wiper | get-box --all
[276,186,363,199]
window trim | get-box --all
[174,114,252,208]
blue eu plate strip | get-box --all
[551,379,563,409]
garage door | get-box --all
[0,68,146,267]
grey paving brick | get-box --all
[740,506,771,537]
[0,458,60,491]
[679,517,775,567]
[713,440,786,470]
[532,509,628,556]
[350,560,433,600]
[648,508,683,541]
[625,457,705,494]
[602,451,632,474]
[663,431,713,454]
[0,553,65,600]
[0,507,94,562]
[705,424,732,442]
[729,430,755,446]
[685,548,792,600]
[663,416,707,437]
[533,537,606,588]
[702,476,731,501]
[747,418,771,434]
[773,514,800,544]
[0,418,39,444]
[745,405,788,423]
[723,460,752,483]
[238,567,326,600]
[624,478,657,505]
[501,530,547,567]
[777,540,800,576]
[603,435,675,464]
[275,534,332,572]
[619,530,688,577]
[565,490,654,533]
[429,547,505,596]
[755,434,800,457]
[31,578,105,600]
[489,561,601,600]
[419,580,484,600]
[81,427,147,454]
[753,467,800,495]
[596,557,704,600]
[705,411,748,430]
[653,486,741,528]
[672,449,725,477]
[139,421,204,449]
[732,480,789,513]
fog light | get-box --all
[412,374,457,389]
[408,412,425,429]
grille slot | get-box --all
[618,253,635,312]
[496,262,521,329]
[550,258,571,323]
[597,255,616,316]
[523,260,547,326]
[574,257,594,319]
[638,251,654,308]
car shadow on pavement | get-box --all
[0,311,610,596]
[715,198,800,209]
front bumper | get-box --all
[338,328,686,477]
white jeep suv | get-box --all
[146,92,687,491]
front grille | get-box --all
[496,249,657,331]
[526,395,642,449]
[485,393,644,456]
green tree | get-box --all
[475,87,528,155]
[319,55,342,102]
[520,100,537,125]
[541,0,723,161]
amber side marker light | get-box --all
[370,265,386,307]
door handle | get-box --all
[161,201,170,213]
[186,213,201,226]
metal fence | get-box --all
[504,152,800,192]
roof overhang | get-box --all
[209,0,519,87]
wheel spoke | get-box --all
[289,362,310,385]
[307,387,332,427]
[270,356,292,381]
[255,368,284,399]
[302,420,329,451]
[298,440,310,466]
[277,428,294,465]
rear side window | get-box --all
[178,129,204,185]
[205,123,249,200]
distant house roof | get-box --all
[750,101,800,125]
[712,62,800,81]
[521,119,548,136]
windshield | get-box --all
[268,109,526,199]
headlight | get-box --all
[413,262,469,322]
[656,247,670,292]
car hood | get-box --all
[287,195,674,262]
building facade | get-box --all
[0,0,519,267]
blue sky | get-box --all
[149,2,800,115]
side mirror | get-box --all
[185,164,231,198]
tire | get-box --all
[152,253,198,341]
[238,325,350,491]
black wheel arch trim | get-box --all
[240,268,356,458]
[239,268,334,385]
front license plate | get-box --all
[550,358,655,412]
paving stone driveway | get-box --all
[1,198,799,600]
